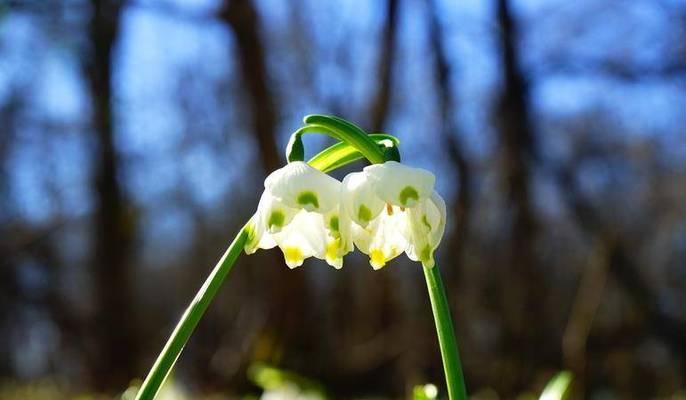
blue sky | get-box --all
[1,0,684,241]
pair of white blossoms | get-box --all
[245,161,446,270]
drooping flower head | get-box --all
[245,162,352,269]
[139,116,458,400]
[246,158,445,270]
[342,161,446,269]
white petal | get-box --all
[255,191,298,234]
[244,214,276,255]
[265,161,341,213]
[406,191,447,268]
[353,205,409,270]
[429,191,447,246]
[341,172,385,227]
[272,211,327,269]
[323,206,353,269]
[364,161,435,208]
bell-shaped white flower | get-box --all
[245,161,352,269]
[404,191,447,268]
[265,161,340,213]
[341,171,386,227]
[343,161,446,269]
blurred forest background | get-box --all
[1,0,686,398]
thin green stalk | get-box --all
[423,265,467,400]
[135,227,248,400]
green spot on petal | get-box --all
[245,223,256,241]
[244,223,258,252]
[358,205,372,223]
[422,215,432,230]
[329,215,339,232]
[268,210,285,230]
[399,186,419,207]
[297,191,319,210]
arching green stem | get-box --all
[423,265,467,400]
[136,115,468,400]
[308,133,399,172]
[135,227,248,400]
[302,115,386,164]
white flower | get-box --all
[245,160,446,270]
[342,161,446,269]
[245,162,352,269]
[404,191,446,268]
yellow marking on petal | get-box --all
[370,248,386,270]
[283,246,304,269]
[326,239,340,260]
[389,245,399,258]
[326,239,343,269]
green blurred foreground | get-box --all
[0,366,583,400]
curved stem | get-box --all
[302,115,386,164]
[423,264,467,400]
[308,133,399,173]
[135,227,249,400]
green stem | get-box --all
[423,265,467,400]
[302,115,386,164]
[135,227,248,400]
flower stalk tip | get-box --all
[286,132,305,162]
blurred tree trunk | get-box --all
[84,0,138,390]
[368,0,398,132]
[354,0,405,389]
[220,0,280,172]
[562,235,612,396]
[0,95,18,379]
[495,0,544,392]
[555,161,686,393]
[426,0,475,390]
[425,1,478,387]
[219,0,313,380]
[427,0,471,282]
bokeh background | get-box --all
[2,0,686,398]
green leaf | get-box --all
[539,371,573,400]
[308,134,399,172]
